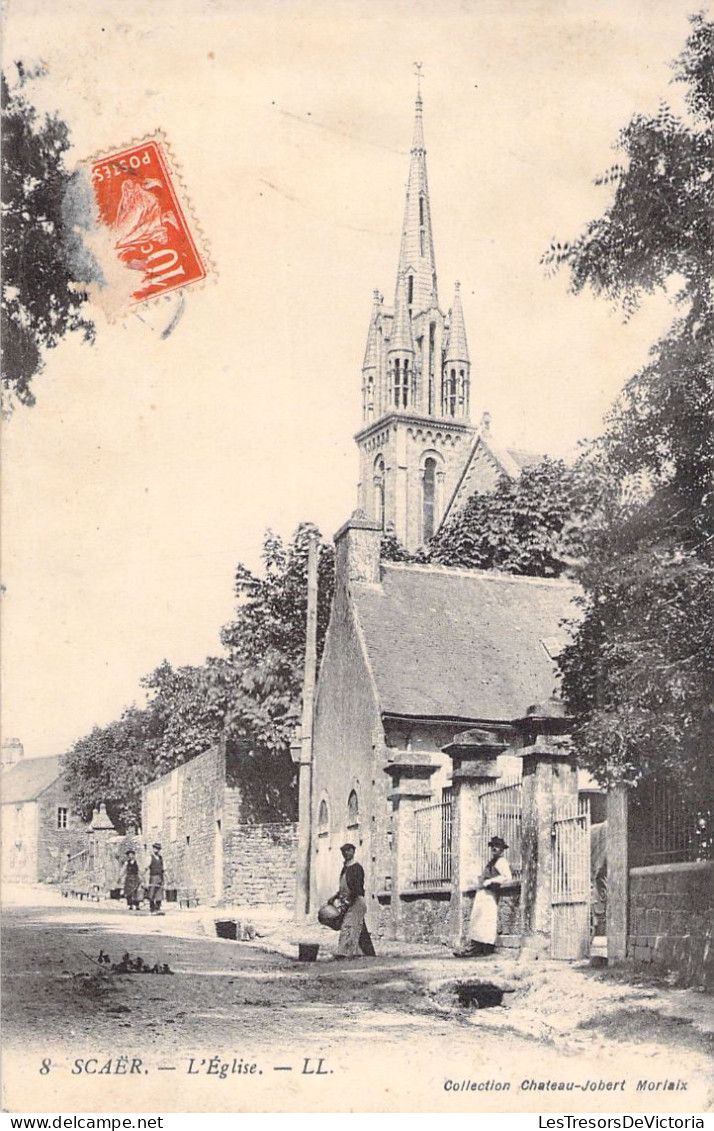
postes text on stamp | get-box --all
[90,136,207,306]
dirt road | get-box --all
[2,888,711,1113]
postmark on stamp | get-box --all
[89,134,208,308]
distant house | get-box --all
[1,756,85,883]
[141,742,297,907]
[308,512,580,940]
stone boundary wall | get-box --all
[224,823,297,908]
[628,861,713,988]
[399,890,452,944]
[374,882,522,948]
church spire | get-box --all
[445,281,469,364]
[390,272,414,356]
[397,68,438,316]
[354,80,477,550]
[361,289,382,422]
[442,281,471,420]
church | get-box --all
[355,82,538,552]
[305,89,582,948]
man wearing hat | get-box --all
[332,843,376,958]
[146,843,165,915]
[455,836,512,958]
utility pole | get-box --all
[292,532,319,920]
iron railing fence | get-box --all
[551,797,591,961]
[413,790,453,888]
[630,776,714,867]
[478,775,523,880]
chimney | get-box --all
[334,509,382,588]
[480,410,491,435]
[1,739,24,770]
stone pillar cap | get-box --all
[442,726,508,758]
[383,758,439,780]
[512,697,572,734]
[334,508,383,541]
[89,802,116,831]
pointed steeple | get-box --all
[389,272,414,355]
[397,79,438,316]
[445,282,469,363]
[442,280,471,421]
[362,289,382,371]
[361,289,382,421]
[354,80,478,551]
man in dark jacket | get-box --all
[146,843,165,915]
[333,843,376,958]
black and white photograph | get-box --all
[1,0,712,1116]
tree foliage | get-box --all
[64,707,153,830]
[1,67,95,412]
[64,523,336,830]
[428,457,603,577]
[546,13,714,792]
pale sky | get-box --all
[1,0,700,758]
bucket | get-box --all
[215,920,237,940]
[298,943,320,962]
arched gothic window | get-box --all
[393,359,410,409]
[363,374,374,420]
[444,367,457,416]
[373,456,385,528]
[318,798,329,840]
[347,790,359,832]
[422,457,437,542]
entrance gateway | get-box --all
[551,797,591,959]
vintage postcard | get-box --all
[2,0,712,1117]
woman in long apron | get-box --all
[455,836,511,957]
[120,850,141,911]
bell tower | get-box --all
[355,76,476,551]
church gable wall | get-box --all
[310,587,387,914]
[445,441,504,522]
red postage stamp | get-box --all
[90,136,208,306]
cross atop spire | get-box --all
[411,63,425,153]
[398,81,437,313]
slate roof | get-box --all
[507,447,541,471]
[351,563,580,721]
[1,755,66,803]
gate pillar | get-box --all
[384,756,439,940]
[442,728,508,946]
[87,803,117,893]
[513,700,576,959]
[606,782,629,962]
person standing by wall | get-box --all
[455,836,511,957]
[146,842,165,915]
[333,843,376,959]
[120,849,142,911]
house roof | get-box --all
[351,563,580,722]
[1,755,66,803]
